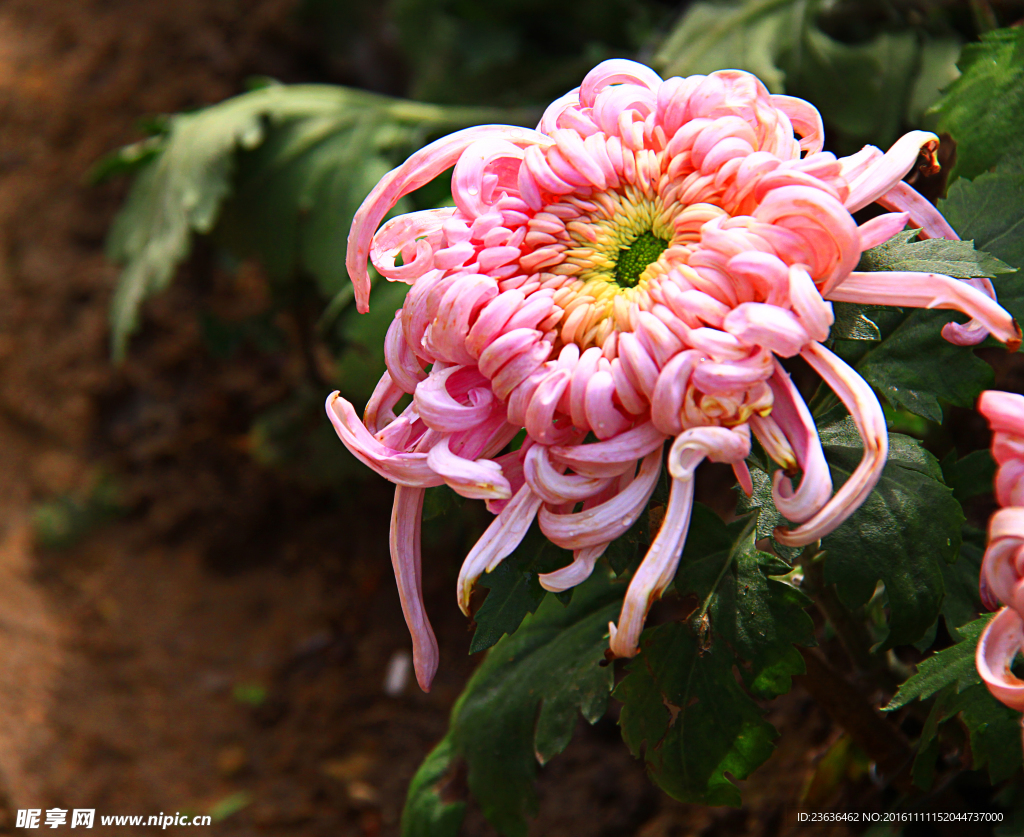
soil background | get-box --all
[0,2,974,835]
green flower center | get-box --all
[614,231,669,288]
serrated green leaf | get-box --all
[951,683,1024,783]
[401,733,466,837]
[675,509,814,699]
[616,624,778,806]
[831,302,885,342]
[884,617,988,710]
[940,158,1024,272]
[105,83,521,360]
[816,419,964,649]
[856,230,1015,280]
[616,511,810,805]
[843,232,1011,421]
[469,522,574,654]
[449,571,621,837]
[931,27,1024,180]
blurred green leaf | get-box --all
[106,83,523,360]
[446,570,620,837]
[402,733,466,837]
[208,791,253,822]
[932,27,1024,180]
[655,0,939,151]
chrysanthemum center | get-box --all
[614,231,669,288]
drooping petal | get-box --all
[609,467,699,658]
[538,544,606,592]
[844,131,939,213]
[390,486,440,691]
[550,422,667,478]
[876,180,958,240]
[456,483,544,614]
[827,271,1021,349]
[426,437,512,500]
[775,343,887,545]
[761,361,833,523]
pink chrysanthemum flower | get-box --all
[327,60,1019,690]
[976,391,1024,711]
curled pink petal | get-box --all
[977,608,1024,711]
[551,423,667,478]
[844,131,939,213]
[763,361,833,523]
[538,450,662,549]
[775,343,887,545]
[427,437,512,500]
[326,393,442,487]
[980,391,1024,435]
[523,444,612,504]
[877,181,958,240]
[538,544,606,592]
[457,484,544,613]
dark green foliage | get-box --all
[616,514,813,805]
[405,570,621,837]
[401,734,465,837]
[818,419,964,649]
[885,617,988,710]
[932,27,1024,180]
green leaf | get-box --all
[831,302,884,342]
[447,570,621,837]
[940,535,985,637]
[941,449,997,505]
[654,0,799,93]
[676,509,814,699]
[884,616,989,711]
[941,157,1024,272]
[855,230,1015,281]
[616,513,811,805]
[616,625,778,807]
[817,419,964,649]
[951,684,1024,783]
[854,309,995,422]
[105,83,520,360]
[469,522,574,654]
[931,27,1024,180]
[401,734,466,837]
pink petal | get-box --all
[326,393,442,487]
[609,473,698,658]
[413,366,495,432]
[877,181,958,240]
[844,130,939,213]
[775,343,887,545]
[976,608,1024,711]
[538,544,606,592]
[538,450,662,549]
[723,302,810,357]
[347,125,552,312]
[980,391,1024,435]
[426,437,511,500]
[551,422,667,478]
[827,271,1020,349]
[390,486,440,691]
[456,483,544,613]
